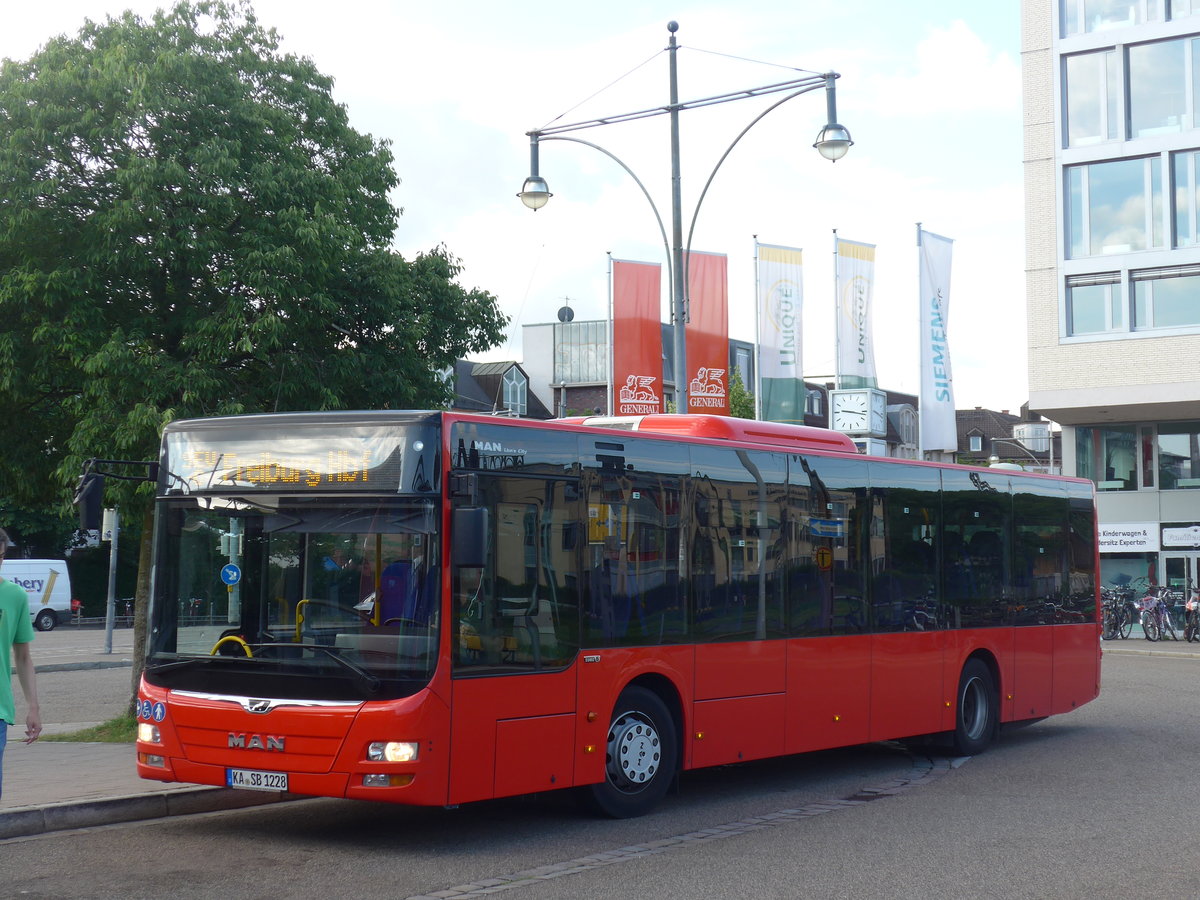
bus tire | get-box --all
[951,658,996,757]
[585,686,677,818]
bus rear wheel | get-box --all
[584,686,677,818]
[952,658,997,756]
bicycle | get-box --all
[1185,587,1200,643]
[1138,586,1178,642]
[1101,587,1133,640]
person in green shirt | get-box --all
[0,527,41,799]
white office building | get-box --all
[1023,0,1200,593]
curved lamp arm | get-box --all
[683,81,827,275]
[527,134,675,307]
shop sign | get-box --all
[1163,525,1200,548]
[1098,523,1159,553]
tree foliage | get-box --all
[0,0,507,520]
[728,367,755,419]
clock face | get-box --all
[870,392,887,434]
[831,391,869,432]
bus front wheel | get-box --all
[585,686,677,818]
[951,658,997,756]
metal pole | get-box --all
[607,251,614,415]
[753,236,762,421]
[916,223,924,460]
[832,229,840,391]
[668,21,688,414]
[104,507,119,654]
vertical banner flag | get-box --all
[918,228,957,452]
[756,243,805,423]
[685,251,730,415]
[835,236,877,388]
[612,259,663,415]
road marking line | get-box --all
[403,753,960,900]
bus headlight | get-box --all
[367,741,418,763]
[138,723,161,743]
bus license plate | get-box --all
[226,768,288,792]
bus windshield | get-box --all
[146,497,440,701]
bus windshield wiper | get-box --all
[147,655,219,674]
[304,645,382,695]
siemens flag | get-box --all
[918,227,956,454]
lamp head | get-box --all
[518,175,552,210]
[814,123,853,161]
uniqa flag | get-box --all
[612,259,663,415]
[756,243,805,423]
[684,251,729,416]
[918,228,957,452]
[835,236,877,389]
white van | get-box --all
[3,559,74,631]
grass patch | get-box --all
[42,712,137,743]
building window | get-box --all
[734,346,752,393]
[1173,150,1200,247]
[1064,50,1120,146]
[1066,273,1124,334]
[1176,0,1200,19]
[1067,157,1164,258]
[806,389,823,416]
[1077,424,1138,490]
[554,321,608,384]
[1128,38,1193,138]
[1132,266,1200,328]
[1062,1,1162,36]
[969,435,983,452]
[1158,421,1200,488]
[899,408,917,446]
[502,368,527,416]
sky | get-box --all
[2,1,1029,413]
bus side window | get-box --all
[453,476,581,671]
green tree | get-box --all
[0,1,507,699]
[0,0,507,508]
[728,367,755,419]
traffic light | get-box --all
[75,472,104,531]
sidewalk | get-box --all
[3,629,1197,841]
[1,635,294,840]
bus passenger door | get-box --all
[448,474,582,805]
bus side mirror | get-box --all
[452,507,488,569]
[75,472,104,531]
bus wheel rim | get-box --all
[607,712,661,792]
[961,675,988,741]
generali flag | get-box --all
[835,236,877,389]
[756,243,804,423]
[918,228,957,452]
[684,251,729,416]
[612,259,663,415]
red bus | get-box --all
[135,411,1100,817]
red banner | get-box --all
[684,251,729,415]
[612,260,663,415]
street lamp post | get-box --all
[518,21,850,414]
[990,437,1046,471]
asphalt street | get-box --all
[3,622,1197,840]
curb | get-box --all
[14,660,134,676]
[0,786,299,839]
[34,660,134,674]
[1103,645,1200,659]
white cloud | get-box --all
[1,1,1032,412]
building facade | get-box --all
[519,318,921,455]
[1023,0,1200,593]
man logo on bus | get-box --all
[228,733,286,751]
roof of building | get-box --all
[451,359,554,419]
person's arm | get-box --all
[11,642,41,743]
